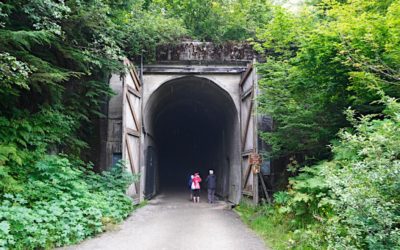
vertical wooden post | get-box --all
[253,169,259,204]
[252,58,259,205]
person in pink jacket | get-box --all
[191,172,202,203]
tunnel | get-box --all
[143,76,240,201]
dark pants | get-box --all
[208,189,215,203]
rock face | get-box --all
[156,40,256,62]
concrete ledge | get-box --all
[143,64,248,74]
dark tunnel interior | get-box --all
[155,101,223,188]
[145,77,238,198]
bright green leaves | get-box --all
[153,0,273,42]
[22,0,70,35]
[385,1,400,74]
[0,1,137,242]
[254,1,400,248]
[318,97,400,249]
[0,145,22,166]
[122,9,187,59]
[327,0,400,101]
[253,98,400,249]
[0,157,136,249]
[0,52,31,98]
[257,0,400,163]
[254,6,298,55]
[0,109,75,149]
[0,30,54,52]
[0,100,135,249]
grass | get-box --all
[103,200,148,232]
[235,202,295,250]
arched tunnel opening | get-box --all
[144,76,240,201]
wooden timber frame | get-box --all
[122,58,142,204]
[239,61,264,204]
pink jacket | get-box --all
[192,175,202,189]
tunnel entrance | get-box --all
[144,76,240,201]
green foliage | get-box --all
[0,156,135,249]
[0,52,30,95]
[153,0,273,42]
[257,0,400,163]
[242,1,400,249]
[2,1,400,249]
[0,1,174,248]
[121,7,187,59]
[0,99,137,249]
[241,97,400,249]
[0,0,187,155]
[235,202,302,250]
[320,97,400,249]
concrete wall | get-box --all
[101,66,251,204]
[156,41,256,62]
[100,74,124,171]
[142,66,244,203]
[142,73,242,130]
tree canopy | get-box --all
[0,0,185,248]
[1,0,400,249]
[256,0,400,163]
[245,1,400,249]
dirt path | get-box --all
[62,190,268,250]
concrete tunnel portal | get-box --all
[143,76,240,201]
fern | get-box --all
[0,30,54,51]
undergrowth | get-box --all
[237,97,400,250]
[235,202,294,250]
[0,158,137,250]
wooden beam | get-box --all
[125,137,136,174]
[127,128,140,137]
[253,172,259,204]
[127,85,141,98]
[259,173,272,204]
[239,64,253,87]
[242,164,252,189]
[242,190,253,196]
[125,136,140,193]
[123,58,140,91]
[130,67,141,91]
[241,88,253,100]
[241,150,253,156]
[126,62,141,91]
[131,65,142,87]
[126,93,141,132]
[241,90,254,152]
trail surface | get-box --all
[62,190,268,250]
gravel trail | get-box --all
[61,190,268,250]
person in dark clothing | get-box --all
[188,174,194,201]
[205,170,216,203]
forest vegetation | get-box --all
[240,0,400,249]
[0,0,399,249]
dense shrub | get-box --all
[250,1,400,248]
[321,97,400,249]
[0,156,135,249]
[242,97,400,249]
[0,2,170,248]
[257,0,400,163]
